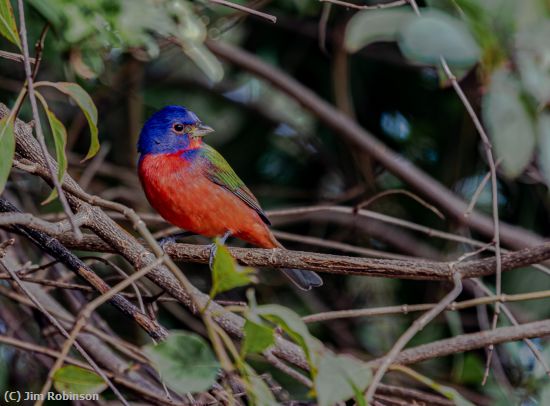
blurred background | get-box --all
[1,0,550,404]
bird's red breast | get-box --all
[138,152,279,248]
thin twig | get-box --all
[471,279,550,377]
[16,0,82,240]
[31,23,50,81]
[0,334,97,370]
[0,273,115,290]
[78,142,110,189]
[464,170,492,218]
[464,159,502,218]
[302,288,550,323]
[81,255,146,314]
[365,272,463,402]
[0,272,179,304]
[208,0,277,23]
[263,350,313,387]
[355,188,445,219]
[18,259,60,275]
[390,365,467,404]
[318,2,332,54]
[0,50,34,63]
[319,0,407,10]
[0,211,86,234]
[377,383,454,406]
[273,230,417,260]
[439,56,503,387]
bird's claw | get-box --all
[208,242,218,270]
[158,236,176,251]
[158,231,195,252]
[208,231,232,271]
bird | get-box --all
[137,105,323,290]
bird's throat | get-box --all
[189,136,202,150]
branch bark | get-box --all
[36,232,550,281]
[368,318,550,367]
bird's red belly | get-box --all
[138,154,276,247]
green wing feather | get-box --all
[199,144,271,225]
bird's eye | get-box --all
[173,123,185,133]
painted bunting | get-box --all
[137,105,323,290]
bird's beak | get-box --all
[193,124,215,137]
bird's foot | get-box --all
[158,236,176,251]
[209,231,232,270]
[158,231,195,251]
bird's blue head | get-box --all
[137,105,214,156]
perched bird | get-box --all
[137,105,323,290]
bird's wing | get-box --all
[198,144,271,225]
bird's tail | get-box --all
[263,233,323,290]
[282,268,323,291]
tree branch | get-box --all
[367,318,550,367]
[7,222,550,281]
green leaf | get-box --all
[36,81,99,160]
[482,68,536,178]
[242,364,279,406]
[42,107,66,204]
[48,110,67,181]
[314,352,372,406]
[169,1,224,83]
[398,10,481,68]
[539,383,550,405]
[52,366,107,395]
[0,116,15,195]
[35,92,68,204]
[537,113,550,187]
[210,240,255,297]
[256,304,320,368]
[242,319,275,356]
[516,22,550,104]
[249,373,279,406]
[0,0,22,49]
[143,331,220,394]
[345,9,414,53]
